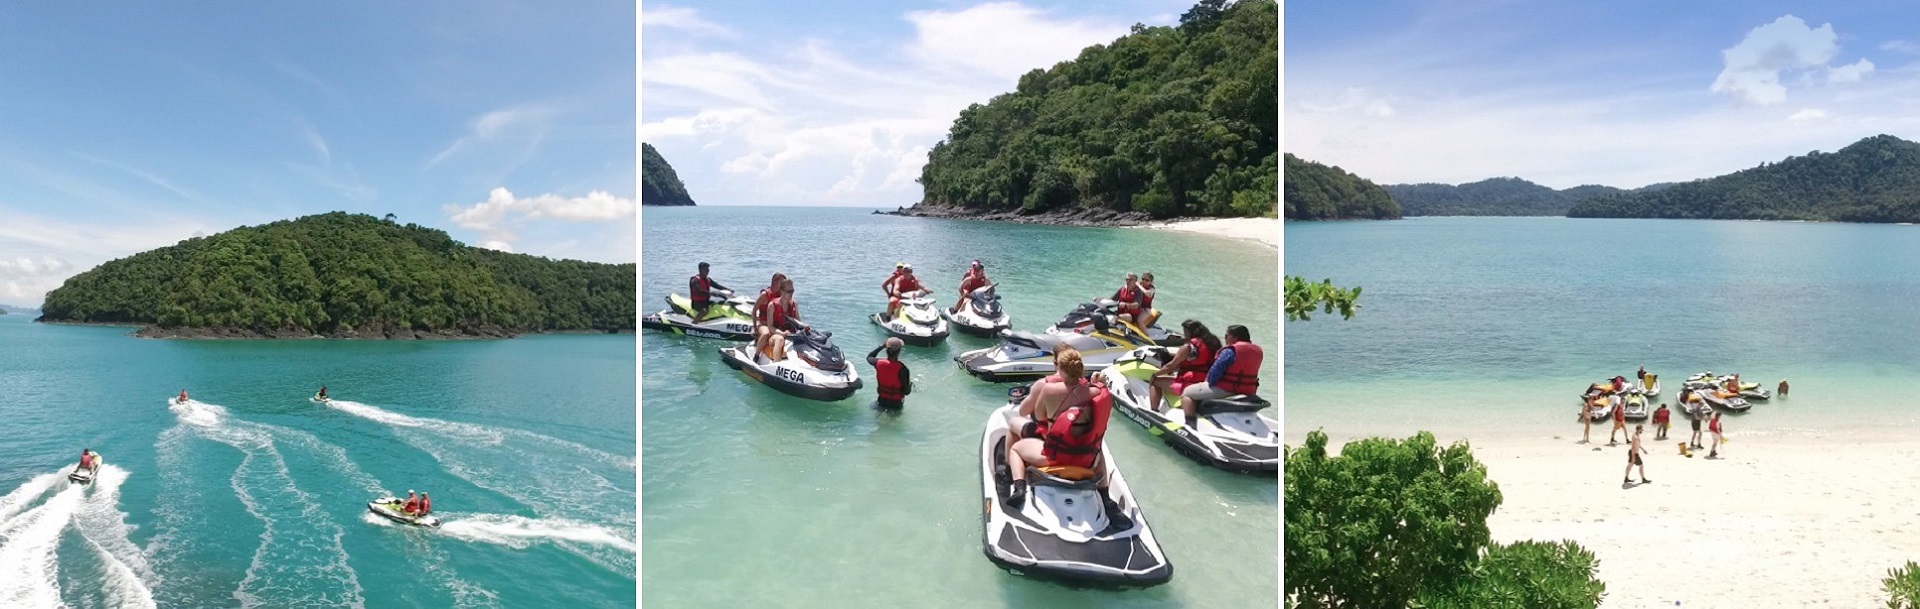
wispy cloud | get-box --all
[69,152,219,207]
[642,5,738,39]
[427,104,559,170]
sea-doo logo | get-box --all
[777,367,805,383]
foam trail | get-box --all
[168,399,366,609]
[326,400,635,469]
[0,471,65,527]
[0,483,84,607]
[73,464,158,609]
[437,514,637,553]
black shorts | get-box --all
[1629,452,1643,466]
[1691,419,1701,431]
[877,398,903,410]
[691,299,712,312]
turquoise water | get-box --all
[0,314,635,607]
[1286,216,1920,441]
[641,207,1278,607]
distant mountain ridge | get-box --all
[1568,135,1920,221]
[642,143,696,207]
[1283,153,1400,220]
[1386,178,1616,216]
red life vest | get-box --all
[875,359,907,401]
[959,273,987,293]
[1113,286,1141,309]
[893,275,923,295]
[1215,341,1263,395]
[768,298,798,331]
[1042,385,1110,469]
[754,288,778,325]
[80,453,93,468]
[1179,338,1215,375]
[690,275,713,302]
[1140,286,1155,309]
[420,496,432,514]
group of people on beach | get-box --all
[1581,367,1736,486]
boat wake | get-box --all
[437,513,637,575]
[159,399,367,609]
[0,464,157,608]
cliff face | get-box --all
[642,143,697,207]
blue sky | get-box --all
[0,2,635,306]
[641,1,1195,207]
[1285,1,1920,189]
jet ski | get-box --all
[1099,347,1277,475]
[941,284,1010,337]
[311,394,330,403]
[1696,388,1752,413]
[1579,392,1617,422]
[718,326,863,401]
[870,293,950,346]
[69,454,102,484]
[1049,301,1184,347]
[368,497,441,527]
[956,314,1157,382]
[1622,390,1650,421]
[641,290,759,341]
[1637,373,1660,398]
[979,387,1172,588]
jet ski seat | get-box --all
[1004,331,1068,352]
[1029,466,1099,488]
[1196,394,1271,416]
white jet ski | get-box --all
[368,497,441,527]
[941,284,1010,337]
[870,292,949,346]
[311,394,330,403]
[719,326,863,401]
[979,387,1172,588]
[69,454,103,484]
[955,314,1158,383]
[1579,392,1617,422]
[1637,373,1660,398]
[1622,390,1650,421]
[1099,347,1278,475]
[642,290,759,341]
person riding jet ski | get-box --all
[1000,348,1119,515]
[1149,320,1219,412]
[882,264,928,319]
[1178,325,1263,427]
[1111,273,1151,330]
[953,260,991,313]
[754,275,802,363]
[687,262,733,323]
[176,389,189,404]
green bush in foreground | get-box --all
[1885,561,1920,608]
[1285,430,1605,608]
[1284,276,1359,321]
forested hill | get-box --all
[913,0,1277,219]
[642,143,696,206]
[1386,178,1624,216]
[38,213,636,338]
[1567,135,1920,221]
[1283,153,1399,220]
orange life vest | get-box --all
[1042,385,1110,469]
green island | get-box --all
[642,142,697,207]
[37,212,635,338]
[904,0,1276,223]
[1568,134,1920,221]
[1386,178,1642,217]
[1283,153,1399,220]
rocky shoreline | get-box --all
[878,203,1162,228]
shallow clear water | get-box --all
[641,206,1278,607]
[1286,216,1920,442]
[0,315,636,607]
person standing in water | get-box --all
[1624,425,1650,485]
[1778,379,1789,397]
[867,337,912,411]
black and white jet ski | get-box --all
[311,394,330,403]
[641,290,759,341]
[1049,300,1183,347]
[69,454,102,484]
[719,326,863,401]
[1622,390,1650,421]
[1099,347,1278,475]
[941,284,1010,337]
[368,497,441,527]
[870,292,949,346]
[979,387,1172,588]
[955,314,1157,382]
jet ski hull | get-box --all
[943,307,1010,337]
[1101,354,1278,475]
[979,403,1172,588]
[69,458,101,485]
[720,345,863,402]
[642,294,758,341]
[870,300,950,346]
[368,498,441,527]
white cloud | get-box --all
[1788,108,1827,121]
[444,187,634,257]
[1297,88,1397,118]
[641,6,738,39]
[1828,58,1875,84]
[641,3,1131,205]
[480,240,514,253]
[1711,15,1850,105]
[0,209,220,306]
[427,104,557,169]
[1883,40,1920,55]
[904,3,1128,80]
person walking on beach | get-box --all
[1653,403,1671,440]
[1708,412,1725,458]
[1608,393,1629,445]
[1624,425,1650,484]
[1683,390,1706,449]
[1580,395,1595,443]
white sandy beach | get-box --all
[1142,217,1278,248]
[1302,428,1920,607]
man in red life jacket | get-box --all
[884,264,926,319]
[687,262,732,322]
[76,448,95,473]
[1111,273,1146,328]
[866,337,912,410]
[1178,324,1263,426]
[401,490,420,515]
[177,389,189,404]
[953,260,990,313]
